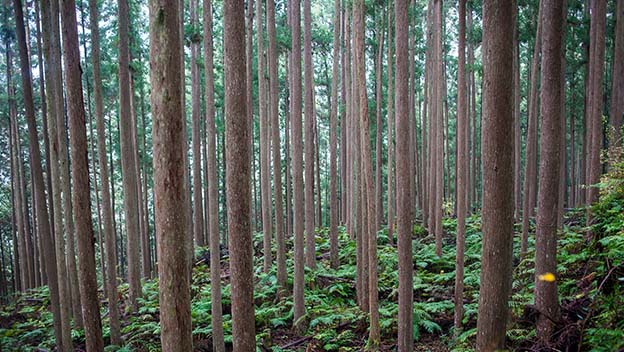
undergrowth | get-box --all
[1,162,622,351]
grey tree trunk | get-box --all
[395,0,413,349]
[88,0,121,342]
[149,0,193,348]
[224,1,256,349]
[291,0,306,330]
[534,0,565,342]
[476,0,515,349]
[14,0,66,348]
[203,0,225,349]
[59,0,105,346]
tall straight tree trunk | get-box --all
[149,0,193,348]
[88,0,121,342]
[433,0,444,257]
[14,0,66,348]
[513,0,522,222]
[610,0,624,150]
[570,82,577,207]
[396,0,413,349]
[118,0,141,310]
[257,0,272,273]
[129,77,150,279]
[203,1,225,349]
[353,0,379,345]
[6,36,28,294]
[40,0,73,347]
[246,0,255,231]
[476,0,514,349]
[375,11,385,232]
[329,0,340,269]
[586,0,606,230]
[454,0,467,333]
[267,0,286,288]
[224,1,256,349]
[340,6,347,227]
[78,1,106,294]
[190,0,204,247]
[6,41,23,293]
[521,2,543,258]
[534,0,564,342]
[291,0,306,330]
[46,0,83,325]
[304,0,316,268]
[34,1,53,275]
[557,5,568,228]
[386,3,395,245]
[60,0,105,346]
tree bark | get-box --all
[203,0,225,350]
[353,0,378,345]
[13,0,67,348]
[375,11,384,233]
[521,1,543,258]
[329,0,340,269]
[190,0,204,248]
[476,0,514,349]
[149,0,193,348]
[587,0,607,232]
[291,0,306,330]
[266,0,286,288]
[60,0,105,346]
[386,3,395,245]
[454,0,467,333]
[304,0,316,269]
[40,0,73,347]
[534,0,564,342]
[396,0,413,349]
[257,0,273,273]
[87,0,121,342]
[224,1,256,349]
[119,0,142,310]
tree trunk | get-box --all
[433,0,444,257]
[521,1,543,258]
[60,0,105,346]
[304,0,316,269]
[513,0,522,222]
[42,0,82,325]
[375,11,384,233]
[396,0,413,349]
[476,0,514,349]
[329,0,340,269]
[119,0,141,310]
[454,0,467,333]
[40,0,74,346]
[14,0,67,348]
[353,0,378,345]
[257,0,273,273]
[190,0,204,248]
[202,1,225,350]
[149,0,193,348]
[266,0,286,288]
[387,3,395,245]
[291,0,306,330]
[34,1,54,280]
[87,0,121,342]
[587,0,607,226]
[534,0,564,342]
[224,1,256,349]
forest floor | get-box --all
[1,189,623,351]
